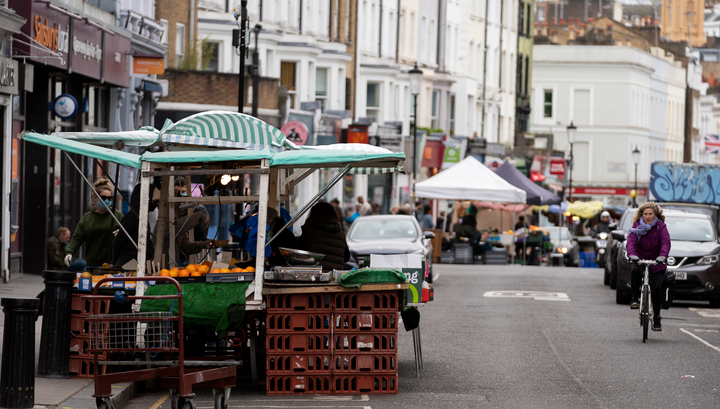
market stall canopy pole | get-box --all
[63,152,137,250]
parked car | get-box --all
[613,211,720,307]
[544,226,580,267]
[346,215,435,282]
[605,208,636,288]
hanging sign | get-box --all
[49,94,78,120]
[280,121,309,146]
[550,158,566,176]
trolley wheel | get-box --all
[214,393,225,409]
[182,399,195,409]
[95,397,113,409]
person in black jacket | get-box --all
[112,184,158,268]
[300,202,350,271]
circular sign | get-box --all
[52,94,78,120]
[280,121,309,146]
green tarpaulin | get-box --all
[20,132,143,169]
[140,282,249,337]
[142,147,274,164]
[337,268,408,289]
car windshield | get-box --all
[621,212,635,231]
[664,216,716,242]
[547,228,569,241]
[348,218,418,240]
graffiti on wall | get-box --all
[650,161,720,204]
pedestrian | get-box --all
[399,203,411,215]
[64,178,124,269]
[345,204,362,225]
[112,184,158,269]
[627,202,671,332]
[390,205,400,214]
[414,201,423,220]
[514,215,529,231]
[371,203,381,215]
[330,198,345,225]
[300,202,350,271]
[358,196,372,216]
[47,227,70,270]
[436,211,451,233]
[420,204,435,229]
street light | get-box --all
[566,121,576,202]
[409,63,423,212]
[632,146,640,207]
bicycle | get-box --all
[634,259,661,343]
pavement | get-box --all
[0,273,137,409]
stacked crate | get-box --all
[265,291,399,395]
[69,293,109,378]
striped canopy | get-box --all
[52,127,160,147]
[159,111,298,151]
[296,144,405,174]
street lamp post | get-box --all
[251,24,262,118]
[409,63,423,213]
[632,147,641,207]
[566,121,576,202]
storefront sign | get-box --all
[11,0,71,70]
[347,124,369,144]
[421,140,445,169]
[50,94,78,120]
[549,158,566,176]
[133,57,165,75]
[569,187,649,196]
[70,18,103,80]
[0,57,18,95]
[33,14,70,53]
[280,121,309,146]
[103,32,131,87]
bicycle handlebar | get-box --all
[635,259,659,265]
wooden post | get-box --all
[136,161,152,299]
[186,171,197,265]
[268,167,279,212]
[253,159,270,302]
[168,168,176,268]
[154,169,170,268]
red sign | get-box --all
[280,121,309,146]
[530,155,546,182]
[11,0,71,70]
[421,140,445,168]
[569,187,649,196]
[550,158,566,175]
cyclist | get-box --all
[626,202,671,331]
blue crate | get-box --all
[579,252,598,268]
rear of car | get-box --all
[614,211,720,307]
[605,208,636,288]
[544,227,580,267]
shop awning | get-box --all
[51,127,160,147]
[272,144,405,173]
[158,111,299,151]
[19,132,143,169]
[495,160,561,205]
[141,148,274,165]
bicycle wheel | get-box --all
[642,286,650,343]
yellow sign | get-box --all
[133,57,165,74]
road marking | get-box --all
[694,329,719,333]
[149,392,169,409]
[688,308,720,318]
[201,406,371,408]
[433,273,440,281]
[680,328,720,353]
[484,291,571,301]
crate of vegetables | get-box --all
[206,266,256,283]
[157,263,210,283]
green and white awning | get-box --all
[158,111,299,151]
[20,132,143,169]
[51,127,160,147]
[273,144,405,174]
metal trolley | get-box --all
[84,277,237,409]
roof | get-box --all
[495,160,561,205]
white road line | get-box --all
[433,273,440,281]
[534,297,571,301]
[680,328,720,353]
[688,308,720,318]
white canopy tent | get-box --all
[416,156,527,203]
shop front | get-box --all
[10,0,131,275]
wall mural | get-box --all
[650,161,720,204]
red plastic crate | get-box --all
[70,314,90,334]
[266,354,331,374]
[266,334,331,353]
[71,294,111,315]
[267,294,332,312]
[266,375,332,395]
[69,355,108,379]
[332,354,397,374]
[333,332,397,354]
[69,336,91,355]
[333,374,397,395]
[334,292,398,312]
[333,312,398,332]
[266,313,331,333]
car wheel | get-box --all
[610,258,618,290]
[616,287,631,304]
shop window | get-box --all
[366,82,380,120]
[316,67,328,112]
[206,42,219,72]
[543,89,553,118]
[85,85,108,130]
[176,23,186,66]
[281,61,297,108]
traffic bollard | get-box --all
[37,271,76,378]
[0,297,41,408]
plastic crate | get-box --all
[70,314,91,334]
[69,336,93,355]
[439,250,455,264]
[333,292,398,312]
[266,313,331,333]
[71,294,111,315]
[332,353,397,374]
[266,334,331,353]
[333,374,397,395]
[454,243,474,264]
[266,375,333,395]
[69,355,107,379]
[333,312,398,332]
[266,354,331,374]
[267,294,332,312]
[333,332,397,354]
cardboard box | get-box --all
[369,254,425,303]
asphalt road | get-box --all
[121,264,720,409]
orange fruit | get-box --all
[198,265,210,275]
[231,267,242,272]
[178,269,190,277]
[191,272,202,277]
[210,268,220,274]
[245,266,256,272]
[80,272,92,278]
[170,267,179,274]
[220,268,231,273]
[186,264,197,274]
[168,269,179,278]
[159,269,169,276]
[202,260,212,268]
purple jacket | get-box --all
[626,219,671,273]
